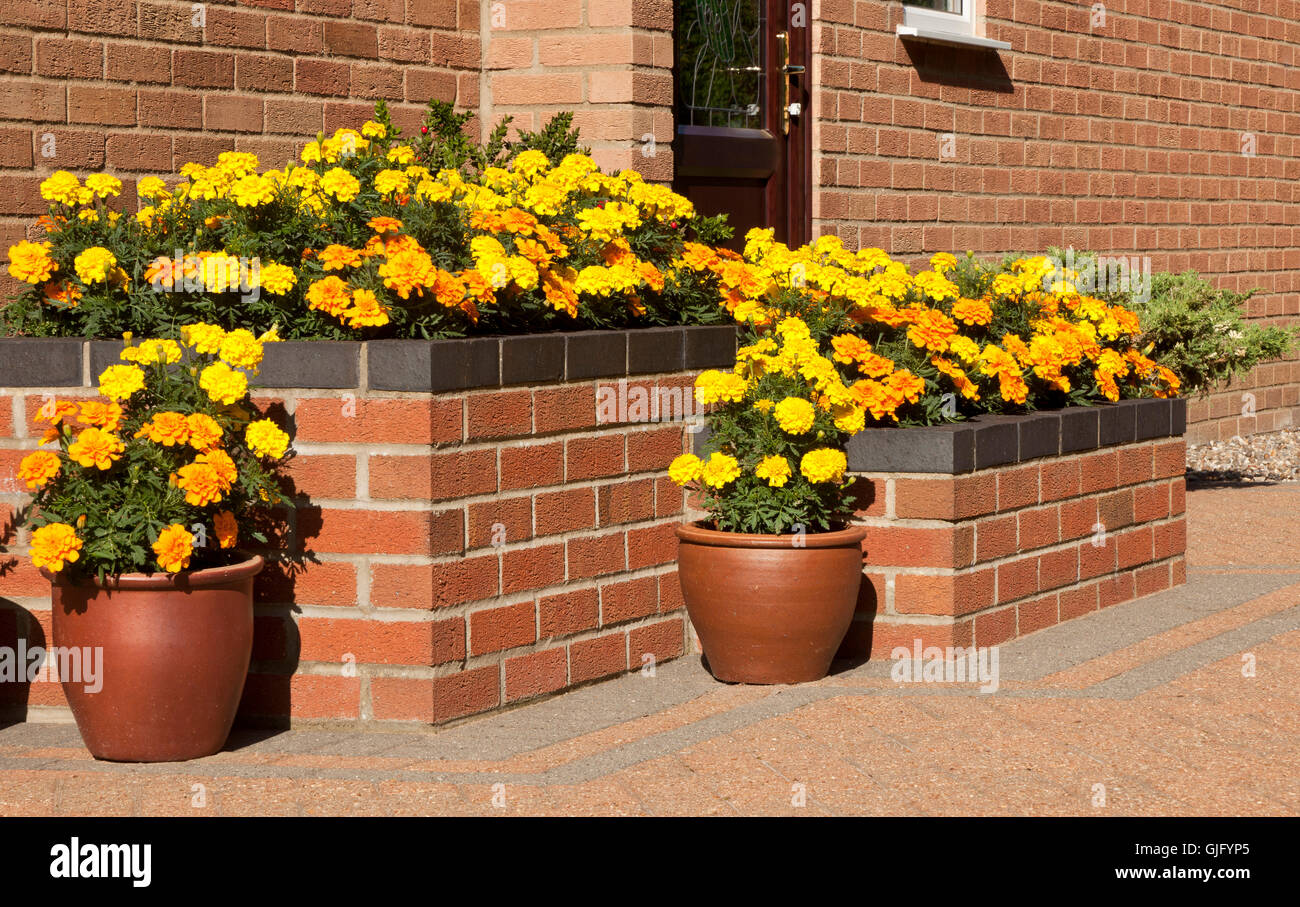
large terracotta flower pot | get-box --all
[675,522,867,684]
[45,554,263,762]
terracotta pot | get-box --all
[675,522,867,684]
[45,554,263,762]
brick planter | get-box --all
[842,399,1188,657]
[0,326,736,725]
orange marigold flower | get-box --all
[379,248,434,299]
[951,297,993,327]
[306,275,352,316]
[68,427,124,470]
[186,413,224,451]
[499,208,538,235]
[214,511,238,549]
[346,288,390,328]
[17,450,61,489]
[198,449,238,491]
[78,400,123,433]
[367,216,403,234]
[152,524,194,573]
[43,280,82,307]
[175,461,225,507]
[136,411,191,446]
[318,244,362,271]
[30,523,82,573]
[35,399,79,426]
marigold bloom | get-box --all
[17,450,61,489]
[137,411,191,446]
[320,167,360,202]
[180,323,227,355]
[218,329,264,371]
[319,244,362,270]
[246,419,290,459]
[800,448,848,484]
[175,462,225,507]
[30,523,83,573]
[39,171,81,204]
[199,362,249,406]
[668,453,703,485]
[7,240,57,284]
[755,455,793,487]
[68,427,125,470]
[186,413,224,451]
[700,452,741,488]
[773,397,816,435]
[74,247,117,284]
[306,276,352,316]
[214,511,238,549]
[153,524,194,573]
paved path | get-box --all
[1,484,1297,816]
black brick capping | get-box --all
[0,338,82,387]
[847,398,1187,475]
[0,326,739,393]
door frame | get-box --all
[672,3,812,247]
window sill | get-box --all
[895,24,1011,51]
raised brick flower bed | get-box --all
[841,398,1188,658]
[0,326,735,725]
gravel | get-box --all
[1186,429,1300,484]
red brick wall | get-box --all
[0,0,482,301]
[810,0,1300,440]
[0,353,696,725]
[843,437,1187,658]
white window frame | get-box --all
[896,0,1011,51]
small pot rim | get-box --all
[675,520,867,549]
[42,552,265,590]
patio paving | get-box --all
[1,483,1297,816]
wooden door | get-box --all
[672,0,811,248]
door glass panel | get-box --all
[674,0,765,129]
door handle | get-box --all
[777,32,801,134]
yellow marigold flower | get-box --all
[8,240,57,284]
[74,247,117,284]
[83,173,122,199]
[17,450,61,489]
[175,461,225,507]
[374,169,409,195]
[306,275,352,316]
[700,452,741,489]
[180,322,226,354]
[755,454,792,488]
[693,370,747,405]
[929,252,958,274]
[199,362,249,405]
[245,419,290,459]
[186,413,223,451]
[137,411,190,446]
[752,398,775,413]
[214,510,238,549]
[152,524,194,574]
[137,176,167,198]
[218,328,264,371]
[361,120,387,139]
[386,145,414,164]
[122,338,182,365]
[319,244,362,270]
[257,261,297,295]
[773,397,816,435]
[258,326,283,344]
[68,426,125,470]
[40,171,81,204]
[320,167,361,202]
[668,453,703,485]
[800,448,848,484]
[30,523,83,573]
[78,400,123,433]
[512,149,550,177]
[832,402,866,434]
[98,364,146,401]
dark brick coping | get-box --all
[846,397,1187,475]
[0,325,739,392]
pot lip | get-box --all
[42,552,265,590]
[675,520,867,549]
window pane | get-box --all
[906,0,963,13]
[674,0,765,129]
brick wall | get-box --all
[481,0,674,178]
[810,0,1300,440]
[0,326,736,724]
[0,0,482,303]
[839,401,1188,658]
